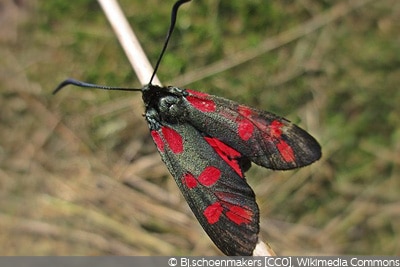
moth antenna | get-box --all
[148,0,191,85]
[53,78,142,95]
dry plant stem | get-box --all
[253,240,277,256]
[95,0,275,256]
[97,0,161,86]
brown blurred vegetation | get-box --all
[0,0,399,255]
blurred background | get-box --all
[1,0,399,255]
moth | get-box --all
[54,0,321,256]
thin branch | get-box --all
[97,0,161,86]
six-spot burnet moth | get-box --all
[53,0,321,256]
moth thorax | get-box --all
[158,95,187,123]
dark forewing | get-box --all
[184,90,321,170]
[149,122,259,256]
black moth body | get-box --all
[54,0,321,256]
[142,84,321,255]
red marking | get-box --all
[186,96,216,112]
[236,106,254,141]
[226,205,253,225]
[237,119,254,141]
[185,90,216,112]
[161,126,183,154]
[277,140,295,163]
[238,105,253,117]
[183,173,197,189]
[270,120,283,138]
[269,120,295,162]
[198,166,221,186]
[186,89,209,97]
[151,131,164,152]
[203,202,223,224]
[204,137,243,177]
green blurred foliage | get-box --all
[1,0,398,256]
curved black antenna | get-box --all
[148,0,191,85]
[54,0,191,94]
[53,78,141,95]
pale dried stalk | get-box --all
[97,0,161,86]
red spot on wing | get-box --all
[198,166,221,186]
[204,201,253,225]
[270,120,283,138]
[183,173,197,189]
[151,130,164,152]
[238,105,253,117]
[161,126,183,154]
[237,119,254,141]
[270,120,295,163]
[186,89,209,97]
[204,137,243,177]
[236,106,255,141]
[226,205,253,225]
[203,202,223,224]
[277,140,295,163]
[185,90,216,112]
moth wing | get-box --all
[184,90,321,170]
[150,123,259,256]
